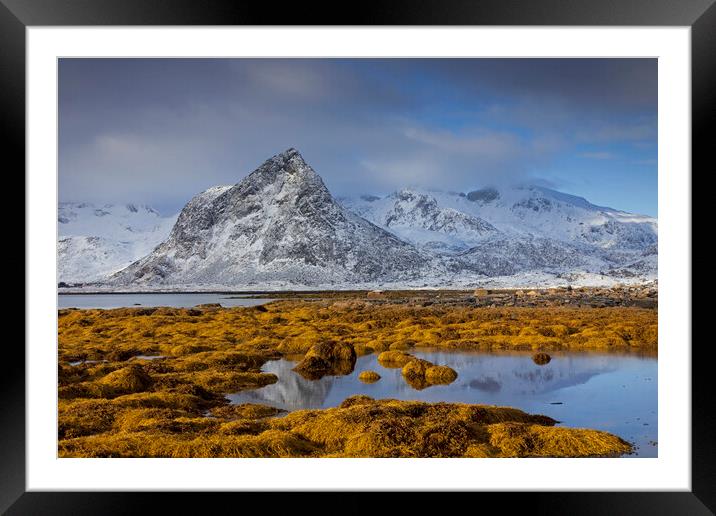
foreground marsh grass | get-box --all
[59,396,631,458]
[57,299,656,458]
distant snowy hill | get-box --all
[58,203,177,283]
[340,184,657,284]
[341,189,497,253]
[60,148,657,289]
[341,186,657,253]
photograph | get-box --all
[2,0,707,506]
[55,57,659,459]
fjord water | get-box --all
[228,350,658,457]
[58,293,273,309]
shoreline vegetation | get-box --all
[58,288,656,458]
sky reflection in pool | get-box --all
[228,349,657,457]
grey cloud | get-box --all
[59,58,657,214]
[579,151,615,160]
[575,122,657,144]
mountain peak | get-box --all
[282,148,310,172]
[280,147,300,157]
[243,147,320,188]
[111,148,425,286]
[272,147,305,167]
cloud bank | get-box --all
[59,58,657,216]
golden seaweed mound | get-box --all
[532,352,552,365]
[358,370,381,383]
[377,350,414,368]
[293,341,357,379]
[59,396,631,458]
[399,357,458,390]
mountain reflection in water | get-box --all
[227,349,657,458]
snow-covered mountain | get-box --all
[109,148,425,287]
[340,184,657,284]
[341,186,657,253]
[58,203,177,283]
[60,148,657,289]
[341,189,497,253]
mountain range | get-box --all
[58,202,177,283]
[58,148,657,289]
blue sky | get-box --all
[59,58,657,216]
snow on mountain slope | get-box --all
[344,185,656,253]
[340,189,496,253]
[58,203,177,283]
[339,183,657,284]
[110,149,426,287]
[451,185,656,251]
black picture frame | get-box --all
[4,0,709,513]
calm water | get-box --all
[228,350,658,457]
[58,293,274,309]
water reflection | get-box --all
[226,358,336,410]
[228,350,658,457]
[468,377,501,393]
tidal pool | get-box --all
[228,349,658,457]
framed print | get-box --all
[5,0,711,513]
